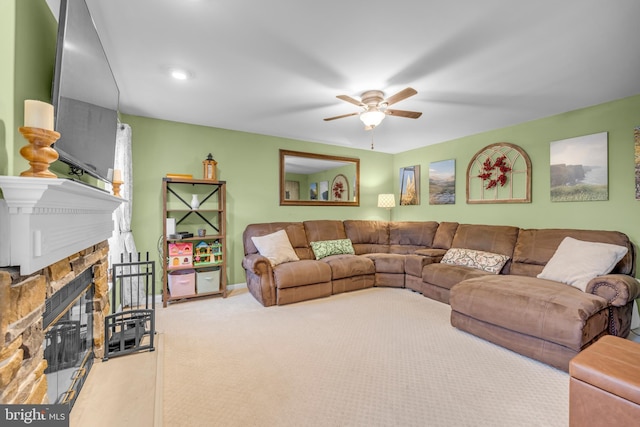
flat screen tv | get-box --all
[51,0,119,184]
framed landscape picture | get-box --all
[399,165,420,205]
[429,159,455,205]
[550,132,608,202]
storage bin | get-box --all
[168,269,196,297]
[197,267,221,293]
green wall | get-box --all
[123,114,394,287]
[393,95,640,274]
[126,94,640,288]
[11,0,57,175]
[0,0,16,175]
[0,0,97,184]
[4,1,640,295]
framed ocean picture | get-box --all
[550,132,608,202]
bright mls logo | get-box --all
[0,405,68,426]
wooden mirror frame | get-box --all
[279,149,360,206]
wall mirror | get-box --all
[280,149,360,206]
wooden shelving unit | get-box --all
[161,177,227,307]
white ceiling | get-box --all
[49,0,640,154]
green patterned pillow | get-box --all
[310,239,355,259]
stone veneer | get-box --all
[0,241,110,404]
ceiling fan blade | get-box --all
[336,95,364,107]
[385,87,417,106]
[323,112,359,121]
[385,109,422,119]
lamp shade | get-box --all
[360,110,385,127]
[377,193,396,208]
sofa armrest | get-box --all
[405,251,446,277]
[242,253,273,275]
[586,274,640,307]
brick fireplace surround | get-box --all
[0,176,122,405]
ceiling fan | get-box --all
[324,87,422,130]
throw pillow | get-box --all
[310,239,355,259]
[536,237,628,292]
[441,248,510,274]
[251,229,300,267]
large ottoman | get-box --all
[569,335,640,426]
[450,275,611,371]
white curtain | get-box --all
[108,123,144,307]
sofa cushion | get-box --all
[451,224,519,256]
[422,263,492,290]
[450,275,609,351]
[405,254,443,277]
[310,239,355,259]
[512,228,634,277]
[441,248,510,274]
[273,260,332,289]
[250,229,300,266]
[363,253,405,274]
[389,221,440,254]
[432,222,459,249]
[537,237,628,292]
[243,222,314,260]
[303,220,347,243]
[321,254,375,280]
[344,220,390,254]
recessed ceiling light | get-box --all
[170,69,191,80]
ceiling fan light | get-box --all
[360,110,385,127]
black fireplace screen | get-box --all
[43,271,94,408]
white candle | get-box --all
[24,100,54,130]
[113,169,122,182]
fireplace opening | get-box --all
[43,269,94,408]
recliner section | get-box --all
[242,219,639,371]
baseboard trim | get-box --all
[153,282,247,305]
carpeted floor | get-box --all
[157,287,569,427]
[70,333,162,427]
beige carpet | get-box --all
[70,333,163,427]
[157,287,569,427]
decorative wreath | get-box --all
[332,181,345,199]
[477,155,512,190]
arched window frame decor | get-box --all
[466,142,531,204]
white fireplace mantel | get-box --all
[0,176,123,275]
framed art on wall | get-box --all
[331,174,349,201]
[429,159,455,205]
[319,181,329,201]
[399,165,420,205]
[550,132,608,202]
[310,182,318,200]
[467,143,531,204]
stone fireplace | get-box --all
[0,176,121,406]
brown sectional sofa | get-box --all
[242,220,639,371]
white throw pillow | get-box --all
[440,248,510,274]
[537,237,628,291]
[251,229,300,267]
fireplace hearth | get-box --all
[0,176,122,406]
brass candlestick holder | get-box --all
[18,127,60,178]
[112,180,123,197]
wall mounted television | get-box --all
[51,0,119,184]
